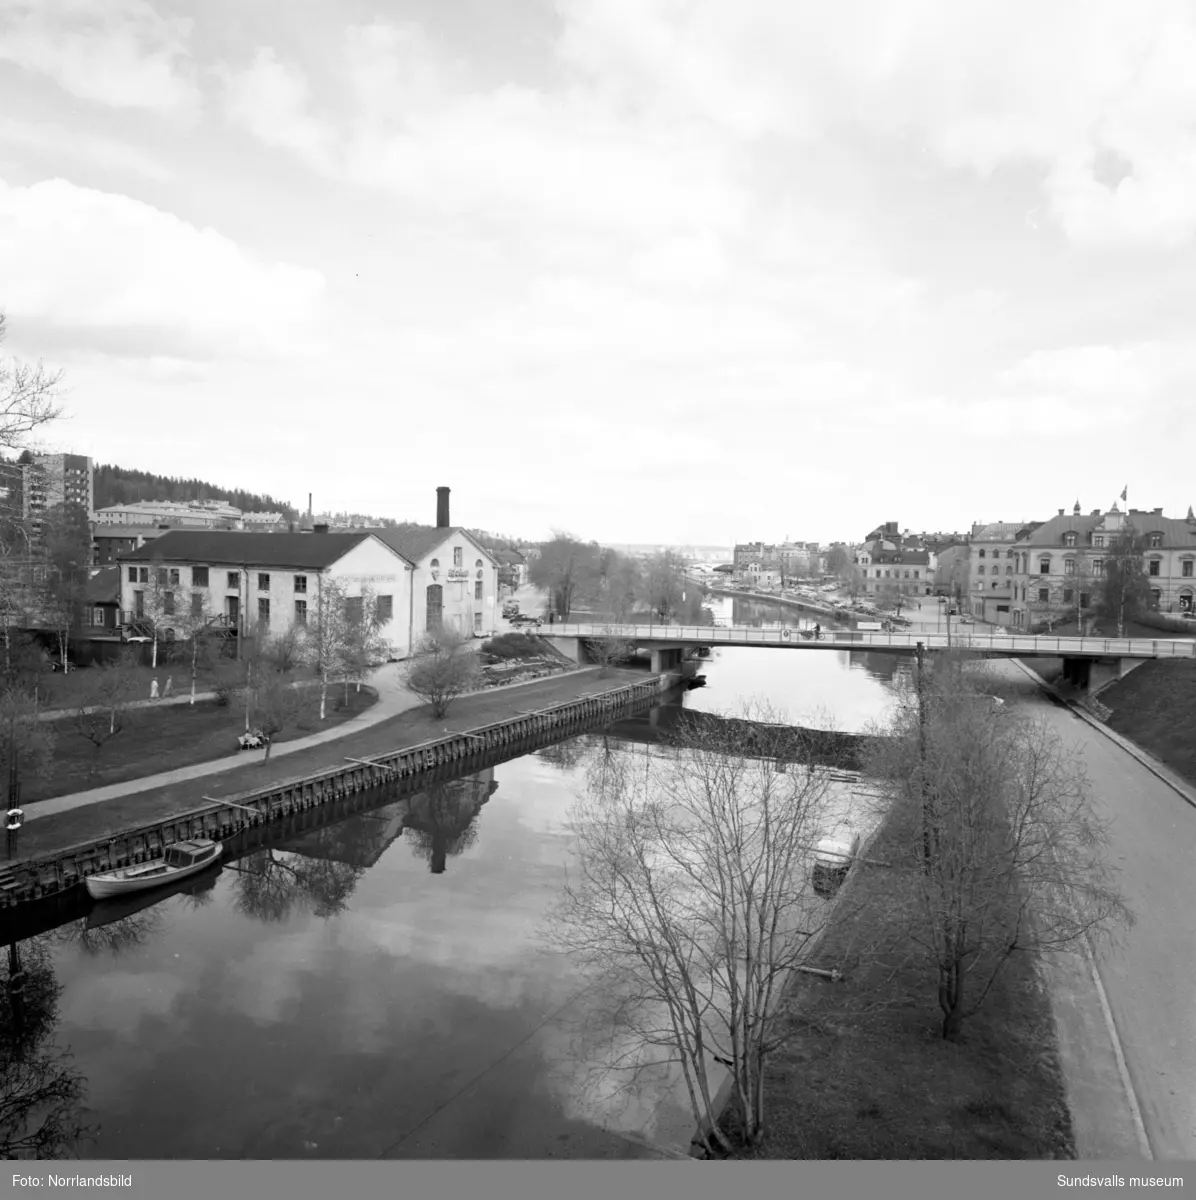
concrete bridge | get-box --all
[541,622,1196,694]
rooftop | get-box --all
[118,530,383,569]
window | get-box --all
[294,574,307,593]
[1094,535,1104,548]
[1148,559,1160,576]
[474,580,483,600]
[1093,559,1105,575]
[344,596,363,625]
[128,566,138,583]
[134,591,145,616]
[430,559,439,569]
[1039,558,1051,574]
[1038,588,1049,602]
[453,547,463,567]
[92,607,105,625]
[475,559,483,568]
[914,570,920,579]
[1149,533,1163,548]
[258,597,270,624]
[978,549,986,557]
[168,568,180,586]
[978,566,986,575]
[1063,532,1077,547]
[139,567,149,583]
[1006,566,1012,575]
[377,595,393,621]
[1183,561,1194,578]
[1065,558,1076,575]
[192,566,209,587]
[295,599,308,625]
[191,593,203,616]
[1063,589,1073,603]
[474,611,483,631]
[258,573,270,591]
[1151,588,1162,604]
[163,591,175,615]
[1080,593,1089,608]
[227,571,240,589]
[157,568,168,587]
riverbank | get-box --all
[1021,657,1196,788]
[724,795,1074,1159]
[7,667,651,867]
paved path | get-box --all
[24,665,423,820]
[993,658,1196,1160]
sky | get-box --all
[1,0,1194,547]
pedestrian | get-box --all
[150,677,159,700]
[163,675,174,698]
[6,806,23,858]
[814,623,821,640]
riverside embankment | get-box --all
[0,667,670,909]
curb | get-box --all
[1011,659,1196,811]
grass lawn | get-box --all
[1098,658,1196,787]
[26,684,378,803]
[725,807,1074,1160]
[31,656,322,713]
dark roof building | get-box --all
[118,530,391,569]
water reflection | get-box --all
[405,774,497,875]
[1,936,93,1158]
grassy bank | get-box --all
[1097,658,1196,786]
[14,667,646,863]
[26,686,379,803]
[728,804,1074,1159]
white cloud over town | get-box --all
[0,0,1192,540]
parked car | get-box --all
[473,629,495,639]
[509,613,542,628]
[959,615,975,625]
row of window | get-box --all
[430,554,485,569]
[872,569,921,579]
[133,593,398,624]
[129,566,311,592]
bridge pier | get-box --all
[649,646,686,673]
[1088,656,1145,696]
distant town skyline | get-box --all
[2,0,1193,544]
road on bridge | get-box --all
[994,659,1196,1160]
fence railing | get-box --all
[542,623,1196,659]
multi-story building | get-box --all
[854,522,934,599]
[24,452,94,531]
[1008,502,1196,628]
[117,487,500,652]
[92,524,173,566]
[964,520,1027,623]
[96,501,242,528]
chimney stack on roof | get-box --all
[1154,507,1163,515]
[436,486,451,529]
[1057,508,1064,516]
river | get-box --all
[0,597,911,1159]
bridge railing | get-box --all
[541,623,1196,659]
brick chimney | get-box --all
[436,486,450,529]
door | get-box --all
[426,584,442,632]
[226,595,240,625]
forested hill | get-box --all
[94,464,299,518]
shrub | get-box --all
[479,632,543,661]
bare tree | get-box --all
[403,626,480,719]
[261,623,306,674]
[304,574,350,721]
[546,703,848,1154]
[166,593,227,706]
[583,627,636,677]
[0,685,57,810]
[0,314,65,453]
[529,532,598,620]
[242,670,305,762]
[337,585,392,702]
[74,652,138,776]
[861,654,1133,1040]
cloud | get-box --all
[555,0,1196,249]
[0,116,173,181]
[219,47,336,168]
[0,0,199,115]
[0,176,325,360]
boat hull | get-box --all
[84,842,223,900]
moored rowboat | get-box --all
[85,838,223,900]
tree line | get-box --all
[92,464,298,518]
[528,532,711,623]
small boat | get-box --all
[85,861,222,929]
[85,838,222,900]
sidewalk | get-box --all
[25,664,423,820]
[11,665,626,863]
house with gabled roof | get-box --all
[365,487,499,639]
[118,528,416,657]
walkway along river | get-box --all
[0,604,912,1159]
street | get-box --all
[991,658,1196,1160]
